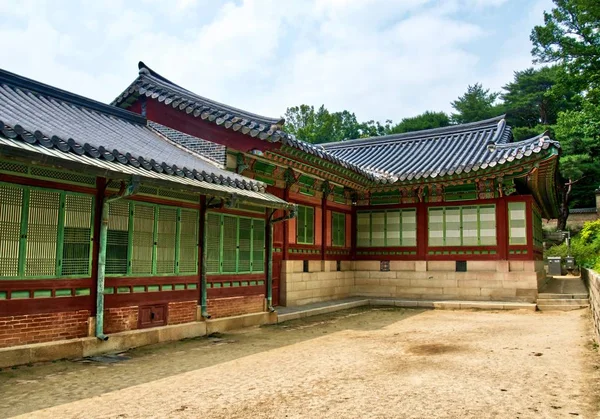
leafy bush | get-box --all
[578,220,600,271]
[546,220,600,271]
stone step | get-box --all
[536,298,589,306]
[537,293,588,300]
[537,304,589,311]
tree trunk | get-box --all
[557,178,572,231]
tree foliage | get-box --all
[502,66,580,131]
[388,111,450,134]
[531,0,600,92]
[450,83,502,124]
[554,99,600,208]
[283,106,450,143]
[283,105,364,144]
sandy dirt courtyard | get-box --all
[1,307,599,419]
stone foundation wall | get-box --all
[584,269,600,343]
[281,261,354,306]
[281,260,545,307]
[0,310,90,348]
[353,260,543,303]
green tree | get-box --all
[359,119,394,138]
[283,105,364,144]
[450,83,502,124]
[388,111,450,134]
[502,66,580,133]
[530,0,600,93]
[553,99,600,229]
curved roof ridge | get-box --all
[137,61,284,126]
[322,115,507,149]
[494,132,559,149]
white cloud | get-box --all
[0,0,552,124]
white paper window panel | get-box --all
[402,217,416,225]
[446,214,460,223]
[387,231,400,239]
[429,215,444,224]
[462,212,477,221]
[446,230,461,238]
[357,233,370,246]
[463,229,478,237]
[357,214,370,225]
[511,227,526,237]
[446,222,461,231]
[429,225,443,235]
[446,237,461,245]
[480,229,496,236]
[387,219,401,227]
[371,213,385,225]
[480,213,496,222]
[429,230,443,238]
[403,238,417,246]
[403,231,416,239]
[510,209,526,220]
[480,236,497,245]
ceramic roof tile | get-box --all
[113,62,388,183]
[322,116,561,180]
[0,67,293,208]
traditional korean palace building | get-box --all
[0,63,560,352]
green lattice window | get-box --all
[106,202,199,276]
[356,208,416,247]
[0,183,94,279]
[332,212,346,247]
[428,205,496,247]
[296,205,314,245]
[206,213,266,274]
[508,202,527,245]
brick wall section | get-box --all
[0,310,90,348]
[584,269,600,344]
[207,295,264,319]
[168,301,197,325]
[104,306,138,334]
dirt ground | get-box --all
[1,307,599,419]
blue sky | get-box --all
[0,0,553,123]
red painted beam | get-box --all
[144,99,281,153]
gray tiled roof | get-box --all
[113,62,388,183]
[113,62,287,142]
[0,67,294,206]
[149,122,226,167]
[570,208,597,214]
[322,116,561,181]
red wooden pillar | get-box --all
[321,195,327,260]
[496,198,508,261]
[351,205,357,260]
[417,202,428,260]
